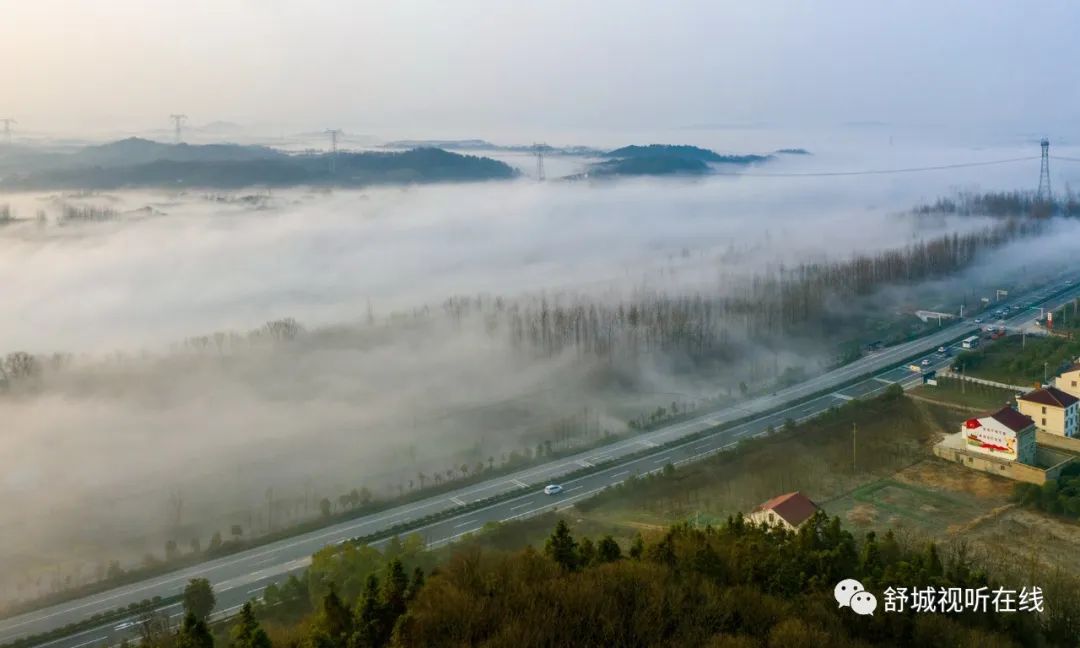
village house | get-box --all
[1054,362,1080,401]
[747,491,820,531]
[1017,386,1079,438]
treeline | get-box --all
[1014,462,1080,519]
[440,218,1041,362]
[0,147,517,191]
[138,515,1078,648]
[912,190,1080,219]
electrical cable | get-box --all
[714,156,1040,177]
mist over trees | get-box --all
[0,178,1074,611]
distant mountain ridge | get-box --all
[585,144,774,178]
[0,139,517,189]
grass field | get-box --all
[955,334,1080,386]
[909,376,1019,411]
[454,388,1080,582]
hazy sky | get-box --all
[2,1,1079,137]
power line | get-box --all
[1051,156,1080,163]
[721,156,1039,178]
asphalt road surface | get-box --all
[7,272,1080,648]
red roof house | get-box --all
[748,491,820,530]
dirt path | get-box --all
[907,393,983,413]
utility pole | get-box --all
[0,118,14,143]
[169,114,187,144]
[852,422,857,475]
[1037,138,1052,201]
[325,129,342,174]
[533,143,547,181]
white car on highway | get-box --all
[543,484,563,496]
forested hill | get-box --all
[588,144,773,177]
[126,513,1073,648]
[0,140,518,190]
[602,144,771,165]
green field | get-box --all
[910,376,1019,410]
[954,333,1080,385]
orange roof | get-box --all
[752,491,820,527]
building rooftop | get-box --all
[752,491,820,527]
[1019,386,1079,409]
[989,406,1035,433]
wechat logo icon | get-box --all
[835,579,878,616]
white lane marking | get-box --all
[449,496,465,506]
[612,470,630,478]
[564,485,583,493]
[831,393,853,401]
[453,519,480,529]
[69,637,107,648]
[576,459,594,468]
[638,440,659,448]
[654,456,672,464]
[512,479,528,488]
[509,500,534,511]
[247,587,264,595]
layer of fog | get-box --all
[2,137,1079,604]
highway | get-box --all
[6,272,1080,648]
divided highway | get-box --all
[7,272,1080,648]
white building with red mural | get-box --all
[961,406,1036,463]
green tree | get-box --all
[182,578,216,621]
[544,520,579,571]
[596,535,622,563]
[578,537,596,568]
[176,612,213,648]
[230,602,270,648]
[311,585,352,647]
[405,567,425,601]
[353,574,382,648]
[629,533,645,560]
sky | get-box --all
[2,1,1080,139]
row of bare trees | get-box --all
[430,218,1043,362]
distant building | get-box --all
[1054,362,1080,401]
[1017,386,1079,438]
[747,491,820,531]
[961,406,1036,463]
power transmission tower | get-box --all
[169,114,187,144]
[1037,137,1052,201]
[533,143,547,181]
[325,129,342,174]
[0,118,15,143]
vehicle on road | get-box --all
[921,358,931,366]
[937,346,946,353]
[113,621,134,632]
[973,317,982,323]
[543,484,563,495]
[961,335,980,349]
